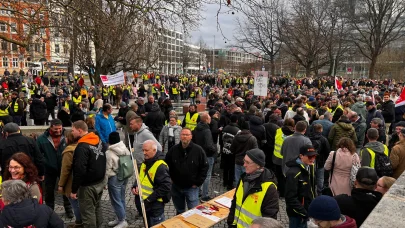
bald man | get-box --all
[132,140,171,226]
[193,112,217,202]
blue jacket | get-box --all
[95,112,117,143]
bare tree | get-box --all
[348,0,405,79]
[233,0,282,76]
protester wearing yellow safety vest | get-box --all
[360,128,390,170]
[9,92,25,125]
[227,149,279,228]
[181,104,200,131]
[72,92,82,105]
[330,98,343,123]
[132,140,171,226]
[285,144,317,227]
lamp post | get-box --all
[39,57,47,77]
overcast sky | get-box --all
[189,3,238,49]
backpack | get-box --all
[117,155,134,181]
[374,153,393,177]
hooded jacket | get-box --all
[335,188,382,227]
[144,103,166,134]
[360,141,386,167]
[337,215,358,228]
[285,158,316,219]
[352,115,367,148]
[351,102,367,121]
[37,129,67,173]
[227,168,279,225]
[281,132,312,174]
[30,98,47,120]
[230,130,258,165]
[381,99,395,123]
[0,199,64,228]
[165,141,208,188]
[390,139,405,178]
[133,123,162,165]
[58,143,78,198]
[95,112,117,143]
[193,122,217,157]
[133,151,171,217]
[308,132,330,168]
[159,124,182,154]
[249,116,266,149]
[72,132,107,194]
[328,120,358,151]
[106,141,131,177]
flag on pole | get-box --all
[335,76,343,91]
[395,87,405,107]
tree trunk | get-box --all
[270,57,275,77]
[305,66,311,77]
[369,55,377,79]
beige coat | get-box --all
[325,148,360,196]
[390,139,405,179]
[58,143,77,198]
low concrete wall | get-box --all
[362,171,405,227]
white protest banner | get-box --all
[254,71,268,96]
[100,71,125,86]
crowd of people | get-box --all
[0,71,403,228]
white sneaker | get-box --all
[114,220,128,228]
[108,219,119,227]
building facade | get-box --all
[157,28,184,74]
[184,43,206,74]
[205,48,261,74]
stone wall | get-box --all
[361,171,405,227]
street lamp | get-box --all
[39,57,47,77]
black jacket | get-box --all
[335,188,382,227]
[222,123,240,155]
[114,107,129,125]
[165,142,208,188]
[193,122,217,157]
[285,158,316,218]
[0,199,64,228]
[0,133,44,176]
[133,151,171,217]
[57,109,72,127]
[209,117,220,144]
[44,94,57,111]
[308,132,330,168]
[381,100,395,123]
[231,130,258,165]
[30,98,47,120]
[144,104,165,134]
[263,122,279,169]
[72,132,107,193]
[227,168,279,225]
[249,116,266,149]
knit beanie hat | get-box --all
[308,195,341,221]
[246,149,266,167]
[108,132,120,145]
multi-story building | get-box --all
[157,28,184,74]
[183,43,206,74]
[0,1,51,75]
[205,48,261,74]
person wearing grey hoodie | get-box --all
[351,97,367,120]
[129,116,162,166]
[360,128,388,168]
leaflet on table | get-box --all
[214,196,232,208]
[181,209,221,222]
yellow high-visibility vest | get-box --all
[233,181,276,228]
[139,160,168,202]
[331,105,343,115]
[72,96,82,105]
[363,145,389,168]
[0,107,9,116]
[64,101,70,110]
[274,128,284,159]
[172,88,178,95]
[184,112,199,130]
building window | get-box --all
[23,24,29,34]
[12,58,18,68]
[11,43,18,51]
[10,23,17,33]
[35,43,40,52]
[0,23,6,32]
[25,60,29,68]
[63,44,69,54]
[55,44,60,53]
[3,57,8,67]
[1,41,7,51]
[42,43,46,53]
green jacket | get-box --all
[37,129,67,172]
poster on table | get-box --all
[254,71,268,96]
[100,71,125,86]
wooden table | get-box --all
[153,189,236,228]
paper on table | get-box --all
[161,218,189,228]
[182,209,221,222]
[214,196,232,208]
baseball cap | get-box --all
[300,144,318,156]
[365,101,375,107]
[395,121,405,128]
[356,167,378,186]
[236,97,244,102]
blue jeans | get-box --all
[108,176,128,221]
[234,165,246,186]
[289,217,308,228]
[148,213,166,227]
[316,168,324,195]
[68,197,82,222]
[202,157,215,199]
[171,184,199,214]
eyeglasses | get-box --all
[8,166,22,171]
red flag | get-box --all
[395,87,405,107]
[335,77,342,91]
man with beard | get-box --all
[36,119,73,218]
